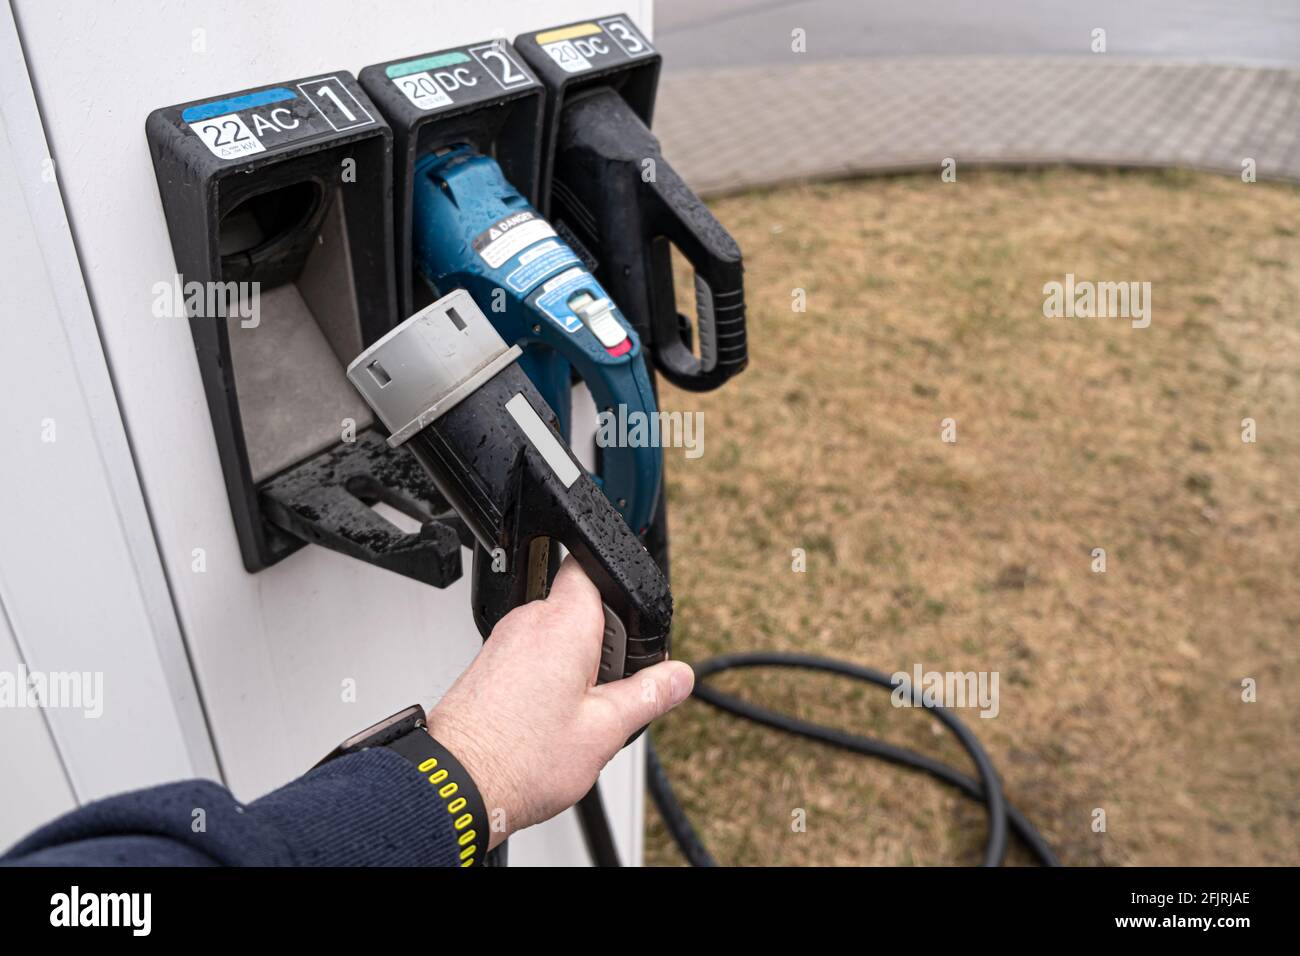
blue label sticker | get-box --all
[182,88,297,122]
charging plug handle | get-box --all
[410,369,670,678]
[554,88,747,392]
[348,291,671,681]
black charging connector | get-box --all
[513,14,660,218]
[347,290,672,682]
[516,15,747,393]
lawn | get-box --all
[646,167,1300,866]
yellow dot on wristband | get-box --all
[454,812,472,829]
[460,845,476,861]
[429,769,448,784]
[418,757,438,773]
[459,829,476,846]
[449,798,467,815]
[439,782,459,799]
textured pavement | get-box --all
[654,0,1300,70]
[655,57,1300,196]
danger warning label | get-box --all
[472,211,557,269]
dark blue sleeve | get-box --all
[1,749,466,867]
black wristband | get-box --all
[315,705,489,867]
[385,730,489,868]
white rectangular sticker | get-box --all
[506,394,582,488]
[542,40,593,73]
[478,218,556,269]
[392,71,454,110]
[190,113,265,160]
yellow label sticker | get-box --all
[535,22,601,44]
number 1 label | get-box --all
[297,77,374,131]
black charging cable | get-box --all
[579,651,1059,867]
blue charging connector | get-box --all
[411,145,662,535]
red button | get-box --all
[606,338,632,357]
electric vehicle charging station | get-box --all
[2,0,1075,877]
[2,1,665,866]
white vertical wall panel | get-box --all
[1,0,218,852]
[0,601,76,848]
[9,0,653,864]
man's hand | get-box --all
[426,556,694,849]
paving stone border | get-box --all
[655,57,1300,196]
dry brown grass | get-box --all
[645,167,1300,866]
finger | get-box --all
[589,660,695,740]
[544,555,605,658]
[546,554,600,611]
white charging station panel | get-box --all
[4,0,654,866]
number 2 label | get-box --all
[470,42,533,90]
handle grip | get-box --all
[408,364,672,681]
[642,159,748,390]
[552,88,748,392]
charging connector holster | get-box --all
[146,73,463,586]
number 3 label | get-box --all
[599,17,652,57]
[191,113,265,159]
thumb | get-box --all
[590,660,695,740]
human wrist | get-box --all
[424,707,519,850]
[382,726,486,865]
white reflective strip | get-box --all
[505,393,582,488]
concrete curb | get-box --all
[654,56,1300,196]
